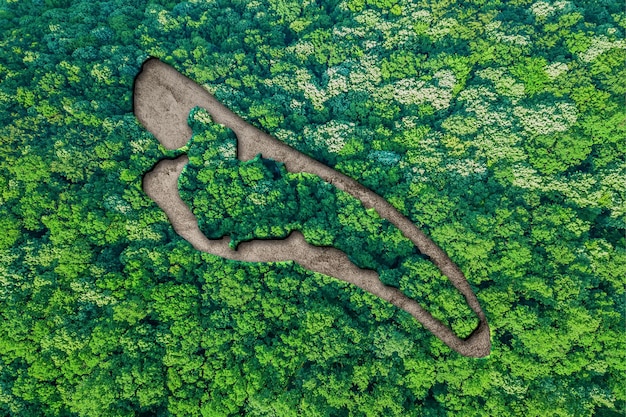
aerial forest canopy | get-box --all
[0,0,625,416]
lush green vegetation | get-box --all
[1,0,624,416]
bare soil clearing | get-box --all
[135,58,491,358]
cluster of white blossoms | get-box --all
[511,163,544,189]
[324,67,349,98]
[427,17,459,40]
[271,128,294,145]
[455,85,526,167]
[485,20,530,47]
[458,86,515,130]
[350,54,383,87]
[350,54,383,90]
[476,67,526,102]
[579,35,626,63]
[362,40,379,51]
[542,169,625,218]
[303,120,356,153]
[332,25,368,40]
[452,86,622,217]
[383,28,418,49]
[301,82,327,111]
[513,101,578,135]
[129,137,152,154]
[266,67,320,106]
[249,180,280,206]
[475,128,527,164]
[267,46,386,114]
[381,78,423,103]
[434,69,457,89]
[326,67,351,98]
[407,9,433,25]
[450,80,621,217]
[458,85,499,107]
[353,9,394,37]
[191,108,213,124]
[544,61,569,78]
[530,1,558,19]
[548,173,601,208]
[445,159,488,178]
[394,115,421,130]
[288,98,305,112]
[530,0,572,19]
[289,40,315,62]
[420,87,454,111]
[493,31,530,47]
[403,131,468,183]
[280,67,328,110]
[381,73,455,111]
[104,194,131,215]
[263,74,297,94]
[216,141,237,159]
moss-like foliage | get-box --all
[0,0,624,416]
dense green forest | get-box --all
[1,0,625,416]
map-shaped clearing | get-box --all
[134,58,490,358]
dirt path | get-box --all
[134,58,491,358]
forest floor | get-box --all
[134,58,491,358]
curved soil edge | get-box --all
[135,58,491,358]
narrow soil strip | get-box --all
[135,58,491,358]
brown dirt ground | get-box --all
[134,58,491,358]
